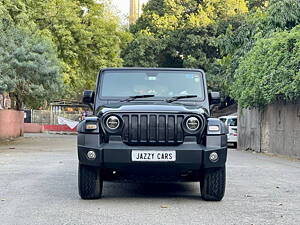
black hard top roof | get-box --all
[100,67,205,73]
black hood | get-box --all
[95,101,209,116]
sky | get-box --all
[111,0,149,17]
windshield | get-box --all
[100,70,205,101]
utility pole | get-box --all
[129,0,140,25]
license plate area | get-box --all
[131,150,176,162]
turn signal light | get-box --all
[86,123,98,130]
[208,125,220,132]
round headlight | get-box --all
[186,117,200,131]
[106,116,120,130]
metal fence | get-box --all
[31,110,82,125]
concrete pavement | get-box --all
[0,133,299,225]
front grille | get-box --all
[121,113,185,145]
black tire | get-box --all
[200,167,226,201]
[78,164,103,199]
[233,142,237,148]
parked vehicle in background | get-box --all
[219,115,238,148]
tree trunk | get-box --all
[14,93,22,111]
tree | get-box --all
[1,0,130,99]
[210,11,265,94]
[216,0,300,99]
[131,0,248,34]
[231,26,300,108]
[214,0,300,95]
[0,0,32,27]
[0,23,62,110]
[125,0,300,107]
[122,33,163,67]
[24,0,130,98]
[123,0,249,79]
[123,0,249,94]
[266,0,300,30]
[247,0,269,10]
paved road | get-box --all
[0,134,299,225]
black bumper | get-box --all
[78,140,227,180]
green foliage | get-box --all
[247,0,269,10]
[231,26,300,108]
[0,23,62,110]
[124,0,248,74]
[0,0,31,26]
[132,0,248,33]
[0,0,130,105]
[215,0,300,99]
[125,0,300,108]
[122,33,163,67]
[266,0,300,30]
[211,11,266,94]
[24,0,128,98]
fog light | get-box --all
[209,152,219,162]
[87,151,96,160]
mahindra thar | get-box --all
[77,68,227,201]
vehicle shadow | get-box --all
[102,182,203,200]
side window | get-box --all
[228,118,237,126]
[220,118,227,124]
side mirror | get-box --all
[82,90,95,105]
[209,92,221,105]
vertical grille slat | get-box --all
[165,115,168,143]
[140,115,147,142]
[122,115,129,142]
[128,115,132,141]
[121,113,185,145]
[147,115,150,142]
[177,116,184,142]
[149,115,156,142]
[174,115,178,143]
[156,115,159,143]
[137,114,141,142]
[131,115,138,142]
[168,115,175,143]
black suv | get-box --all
[77,68,227,201]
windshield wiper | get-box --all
[120,95,155,102]
[166,95,197,103]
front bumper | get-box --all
[77,117,228,182]
[78,141,227,170]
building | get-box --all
[129,0,140,25]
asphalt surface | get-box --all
[0,133,299,225]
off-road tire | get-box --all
[200,166,226,201]
[78,164,103,199]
